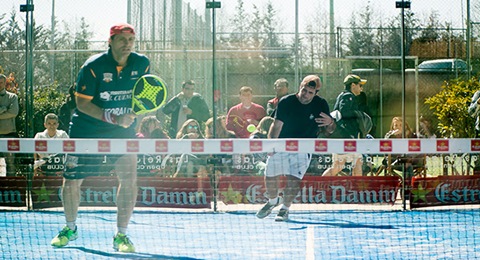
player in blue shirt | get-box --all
[51,23,149,253]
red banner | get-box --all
[12,175,480,209]
[0,177,27,207]
[217,176,401,205]
[29,176,212,209]
[410,175,480,208]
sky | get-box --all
[4,0,469,41]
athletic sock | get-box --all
[117,227,127,235]
[281,205,289,211]
[66,222,76,230]
[268,197,280,205]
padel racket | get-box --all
[132,74,168,115]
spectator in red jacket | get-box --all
[226,86,266,138]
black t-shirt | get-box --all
[275,94,331,138]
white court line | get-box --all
[306,225,315,260]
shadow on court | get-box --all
[287,219,397,229]
[63,246,200,259]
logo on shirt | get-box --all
[309,114,314,120]
[131,71,138,76]
[103,73,113,83]
[100,91,112,101]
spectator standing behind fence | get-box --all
[226,86,266,138]
[256,75,335,222]
[322,74,369,177]
[50,23,149,253]
[0,73,19,176]
[162,80,210,138]
[266,78,289,116]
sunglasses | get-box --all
[188,125,199,130]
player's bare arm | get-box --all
[267,119,283,139]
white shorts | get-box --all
[265,153,312,179]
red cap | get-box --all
[110,23,135,37]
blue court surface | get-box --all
[1,208,479,259]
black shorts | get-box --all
[63,154,121,179]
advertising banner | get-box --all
[217,176,401,205]
[410,175,480,208]
[0,177,27,207]
[29,176,212,209]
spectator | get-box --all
[0,73,19,176]
[173,119,207,194]
[322,74,369,177]
[50,23,148,252]
[266,78,289,116]
[381,116,425,179]
[34,113,69,175]
[418,116,436,138]
[250,116,274,139]
[205,115,235,139]
[136,115,161,138]
[162,80,210,138]
[136,115,170,176]
[384,116,415,139]
[226,86,266,138]
[175,119,205,140]
[256,75,335,222]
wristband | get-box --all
[102,111,117,124]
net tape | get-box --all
[0,138,476,155]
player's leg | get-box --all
[51,178,83,247]
[256,153,286,219]
[113,154,138,253]
[281,175,302,208]
[275,153,311,222]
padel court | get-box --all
[1,208,478,259]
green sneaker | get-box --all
[51,226,78,247]
[113,233,135,253]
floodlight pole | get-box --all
[21,1,35,138]
[466,0,471,79]
[206,0,221,212]
[396,0,410,211]
[20,0,34,211]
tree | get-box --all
[425,77,479,138]
[345,2,380,68]
[417,11,440,43]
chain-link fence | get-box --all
[1,0,480,137]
